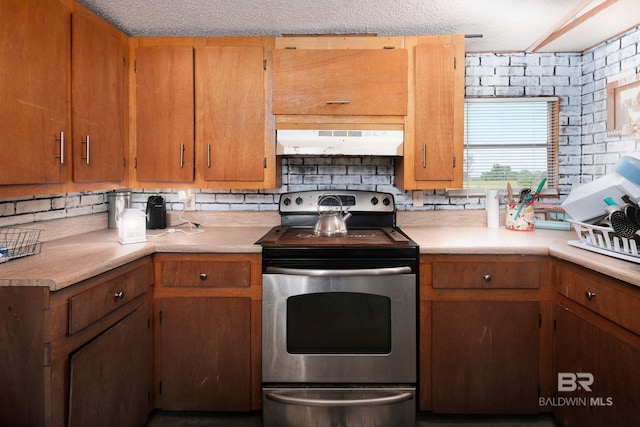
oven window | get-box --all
[286,292,391,354]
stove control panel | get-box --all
[279,190,395,214]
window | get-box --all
[463,98,559,192]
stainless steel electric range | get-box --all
[258,190,419,427]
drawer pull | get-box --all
[483,274,492,282]
[199,273,207,281]
[113,291,124,299]
[585,291,596,301]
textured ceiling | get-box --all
[76,0,640,52]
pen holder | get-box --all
[506,201,535,231]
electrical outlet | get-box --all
[412,190,424,207]
[178,190,196,211]
[184,193,195,211]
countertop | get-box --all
[2,223,640,291]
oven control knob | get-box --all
[383,197,391,206]
[282,197,291,206]
[370,197,379,205]
[295,197,303,205]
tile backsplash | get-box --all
[1,26,638,227]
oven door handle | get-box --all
[264,266,412,276]
[265,390,413,408]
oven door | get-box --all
[262,266,416,384]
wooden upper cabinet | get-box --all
[397,35,465,190]
[414,42,457,182]
[199,45,267,183]
[72,10,126,183]
[0,0,70,185]
[272,46,408,116]
[135,45,195,183]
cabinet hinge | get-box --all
[263,157,267,169]
[134,157,138,169]
[553,319,557,330]
[123,157,127,167]
[452,156,456,168]
[454,57,457,70]
[284,46,297,50]
[123,56,127,67]
[263,59,267,71]
[159,381,163,396]
[148,318,151,329]
[133,60,136,73]
[383,46,396,50]
[159,310,163,325]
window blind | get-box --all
[463,98,559,190]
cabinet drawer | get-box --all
[432,259,540,289]
[272,49,407,116]
[556,263,640,335]
[159,260,251,288]
[68,264,150,335]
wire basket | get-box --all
[0,227,43,263]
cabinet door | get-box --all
[68,303,152,427]
[432,300,539,413]
[272,49,407,116]
[0,0,69,184]
[157,297,251,411]
[72,10,126,183]
[135,45,195,182]
[200,45,266,183]
[554,304,640,427]
[414,42,457,182]
[398,35,464,190]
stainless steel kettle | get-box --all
[313,195,352,237]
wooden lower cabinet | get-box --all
[420,255,551,414]
[68,303,152,427]
[431,300,540,413]
[155,297,251,411]
[553,304,640,427]
[552,259,640,426]
[0,257,153,427]
[152,253,263,411]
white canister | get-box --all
[118,209,147,244]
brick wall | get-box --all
[1,26,639,226]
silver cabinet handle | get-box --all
[265,266,412,276]
[207,143,211,168]
[114,291,124,299]
[325,100,350,104]
[54,131,65,164]
[422,143,426,168]
[199,273,207,281]
[265,391,413,408]
[483,274,492,282]
[585,291,596,301]
[81,135,90,164]
[179,143,185,168]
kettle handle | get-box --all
[317,194,344,215]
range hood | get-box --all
[276,128,404,156]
